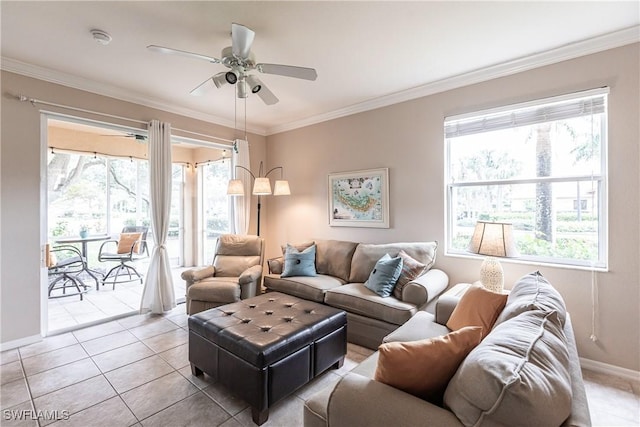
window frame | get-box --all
[444,88,609,270]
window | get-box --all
[169,164,185,267]
[198,159,232,264]
[445,88,608,268]
[48,152,152,262]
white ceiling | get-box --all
[2,1,638,135]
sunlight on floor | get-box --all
[47,266,188,334]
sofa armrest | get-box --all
[402,268,449,307]
[267,256,284,275]
[239,264,263,285]
[238,264,264,300]
[325,372,463,427]
[181,265,215,287]
[435,295,461,326]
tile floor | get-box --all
[47,266,187,333]
[2,306,638,427]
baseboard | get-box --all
[580,357,640,382]
[0,334,42,352]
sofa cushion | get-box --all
[382,311,450,344]
[393,250,428,300]
[446,284,507,339]
[364,254,403,297]
[315,240,358,282]
[282,244,317,277]
[444,310,572,427]
[325,283,416,326]
[349,241,437,283]
[263,274,344,303]
[374,326,483,404]
[187,278,241,303]
[496,271,567,327]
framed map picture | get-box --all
[328,168,389,228]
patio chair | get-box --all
[98,226,149,289]
[181,234,265,314]
[47,244,91,300]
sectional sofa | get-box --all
[303,272,591,427]
[263,239,449,349]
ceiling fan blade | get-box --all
[147,45,220,64]
[257,63,317,81]
[190,77,217,96]
[231,23,255,59]
[253,79,279,105]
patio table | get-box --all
[54,235,110,289]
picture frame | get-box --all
[328,168,389,228]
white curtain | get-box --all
[230,139,251,235]
[140,120,176,314]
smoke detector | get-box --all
[91,29,112,45]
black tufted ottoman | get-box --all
[188,292,347,425]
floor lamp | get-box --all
[227,161,290,236]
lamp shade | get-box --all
[226,179,245,196]
[273,180,291,196]
[252,177,272,195]
[468,221,519,293]
[468,221,520,257]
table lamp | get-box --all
[468,221,519,293]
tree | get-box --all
[535,123,553,242]
[48,153,104,204]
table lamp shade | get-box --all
[468,221,519,292]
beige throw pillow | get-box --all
[446,284,507,339]
[393,250,427,300]
[374,326,483,404]
[117,232,142,254]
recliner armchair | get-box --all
[182,234,265,315]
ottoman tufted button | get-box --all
[224,311,235,316]
[268,298,275,302]
[249,304,256,308]
[285,303,294,308]
[265,310,274,315]
[261,326,271,332]
[241,318,251,324]
[284,317,294,322]
[305,309,315,314]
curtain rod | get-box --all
[15,94,235,144]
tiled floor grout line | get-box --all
[7,306,639,427]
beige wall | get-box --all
[265,44,640,371]
[0,71,266,345]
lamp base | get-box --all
[480,257,504,293]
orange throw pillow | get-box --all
[117,232,142,254]
[446,284,507,339]
[374,326,483,404]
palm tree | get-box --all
[535,123,553,242]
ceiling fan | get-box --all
[147,23,318,105]
[101,133,147,141]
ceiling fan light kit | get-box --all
[148,22,317,105]
[91,29,112,45]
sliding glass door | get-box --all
[198,159,232,264]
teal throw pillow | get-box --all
[365,254,403,297]
[282,244,317,277]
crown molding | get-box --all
[3,25,637,138]
[0,57,268,136]
[266,25,640,135]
